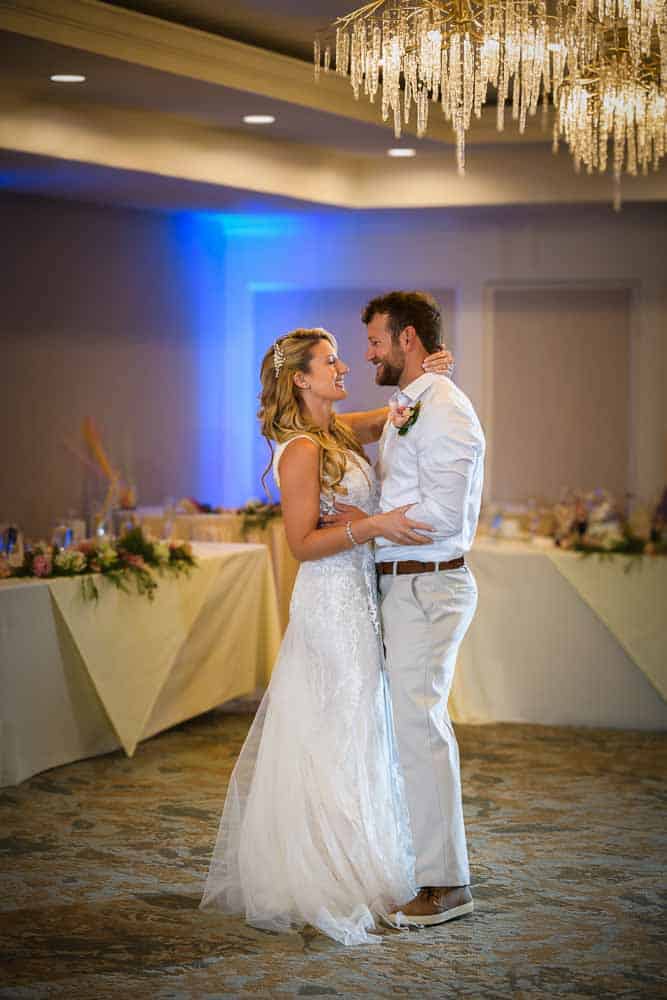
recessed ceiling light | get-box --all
[243,114,276,125]
[387,148,416,157]
[50,74,86,83]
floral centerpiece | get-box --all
[554,488,667,561]
[237,498,282,538]
[178,497,223,514]
[0,526,196,602]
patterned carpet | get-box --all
[0,706,665,999]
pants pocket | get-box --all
[413,570,477,621]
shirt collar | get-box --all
[399,371,439,403]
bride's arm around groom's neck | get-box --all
[337,407,389,445]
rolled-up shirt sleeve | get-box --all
[407,406,483,543]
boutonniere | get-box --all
[389,399,422,436]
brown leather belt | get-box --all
[377,557,465,575]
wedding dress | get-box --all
[200,436,417,945]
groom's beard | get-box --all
[374,353,405,386]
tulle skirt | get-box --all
[199,549,417,945]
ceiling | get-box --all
[0,28,453,155]
[101,0,346,62]
[0,0,665,211]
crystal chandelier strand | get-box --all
[463,33,475,127]
[474,41,485,117]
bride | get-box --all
[200,327,451,945]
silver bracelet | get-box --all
[345,520,359,547]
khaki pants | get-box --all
[379,565,477,887]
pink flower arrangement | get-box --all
[32,554,52,577]
[123,553,146,570]
[3,525,197,601]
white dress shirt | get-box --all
[375,372,485,564]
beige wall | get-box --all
[490,287,632,503]
[1,194,211,539]
[1,192,666,540]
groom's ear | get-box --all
[399,325,418,352]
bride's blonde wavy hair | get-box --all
[259,328,366,497]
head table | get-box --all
[0,543,281,788]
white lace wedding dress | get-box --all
[200,437,417,945]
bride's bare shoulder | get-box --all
[277,436,320,484]
[279,435,319,457]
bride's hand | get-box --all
[374,504,433,545]
[423,346,455,376]
[320,502,366,527]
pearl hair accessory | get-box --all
[273,340,286,378]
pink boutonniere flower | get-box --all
[389,404,412,428]
[388,396,422,436]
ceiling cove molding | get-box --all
[0,0,455,141]
[0,96,361,206]
[2,96,666,208]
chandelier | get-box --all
[314,0,667,180]
[555,54,666,178]
[553,12,667,181]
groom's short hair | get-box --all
[361,291,442,353]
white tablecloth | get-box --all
[130,509,298,632]
[451,540,667,730]
[0,543,281,787]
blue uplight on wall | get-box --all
[170,209,312,507]
[219,213,302,241]
[170,206,362,506]
[170,212,227,506]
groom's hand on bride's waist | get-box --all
[321,503,433,546]
[374,504,434,545]
[319,508,435,545]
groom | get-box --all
[363,291,485,926]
